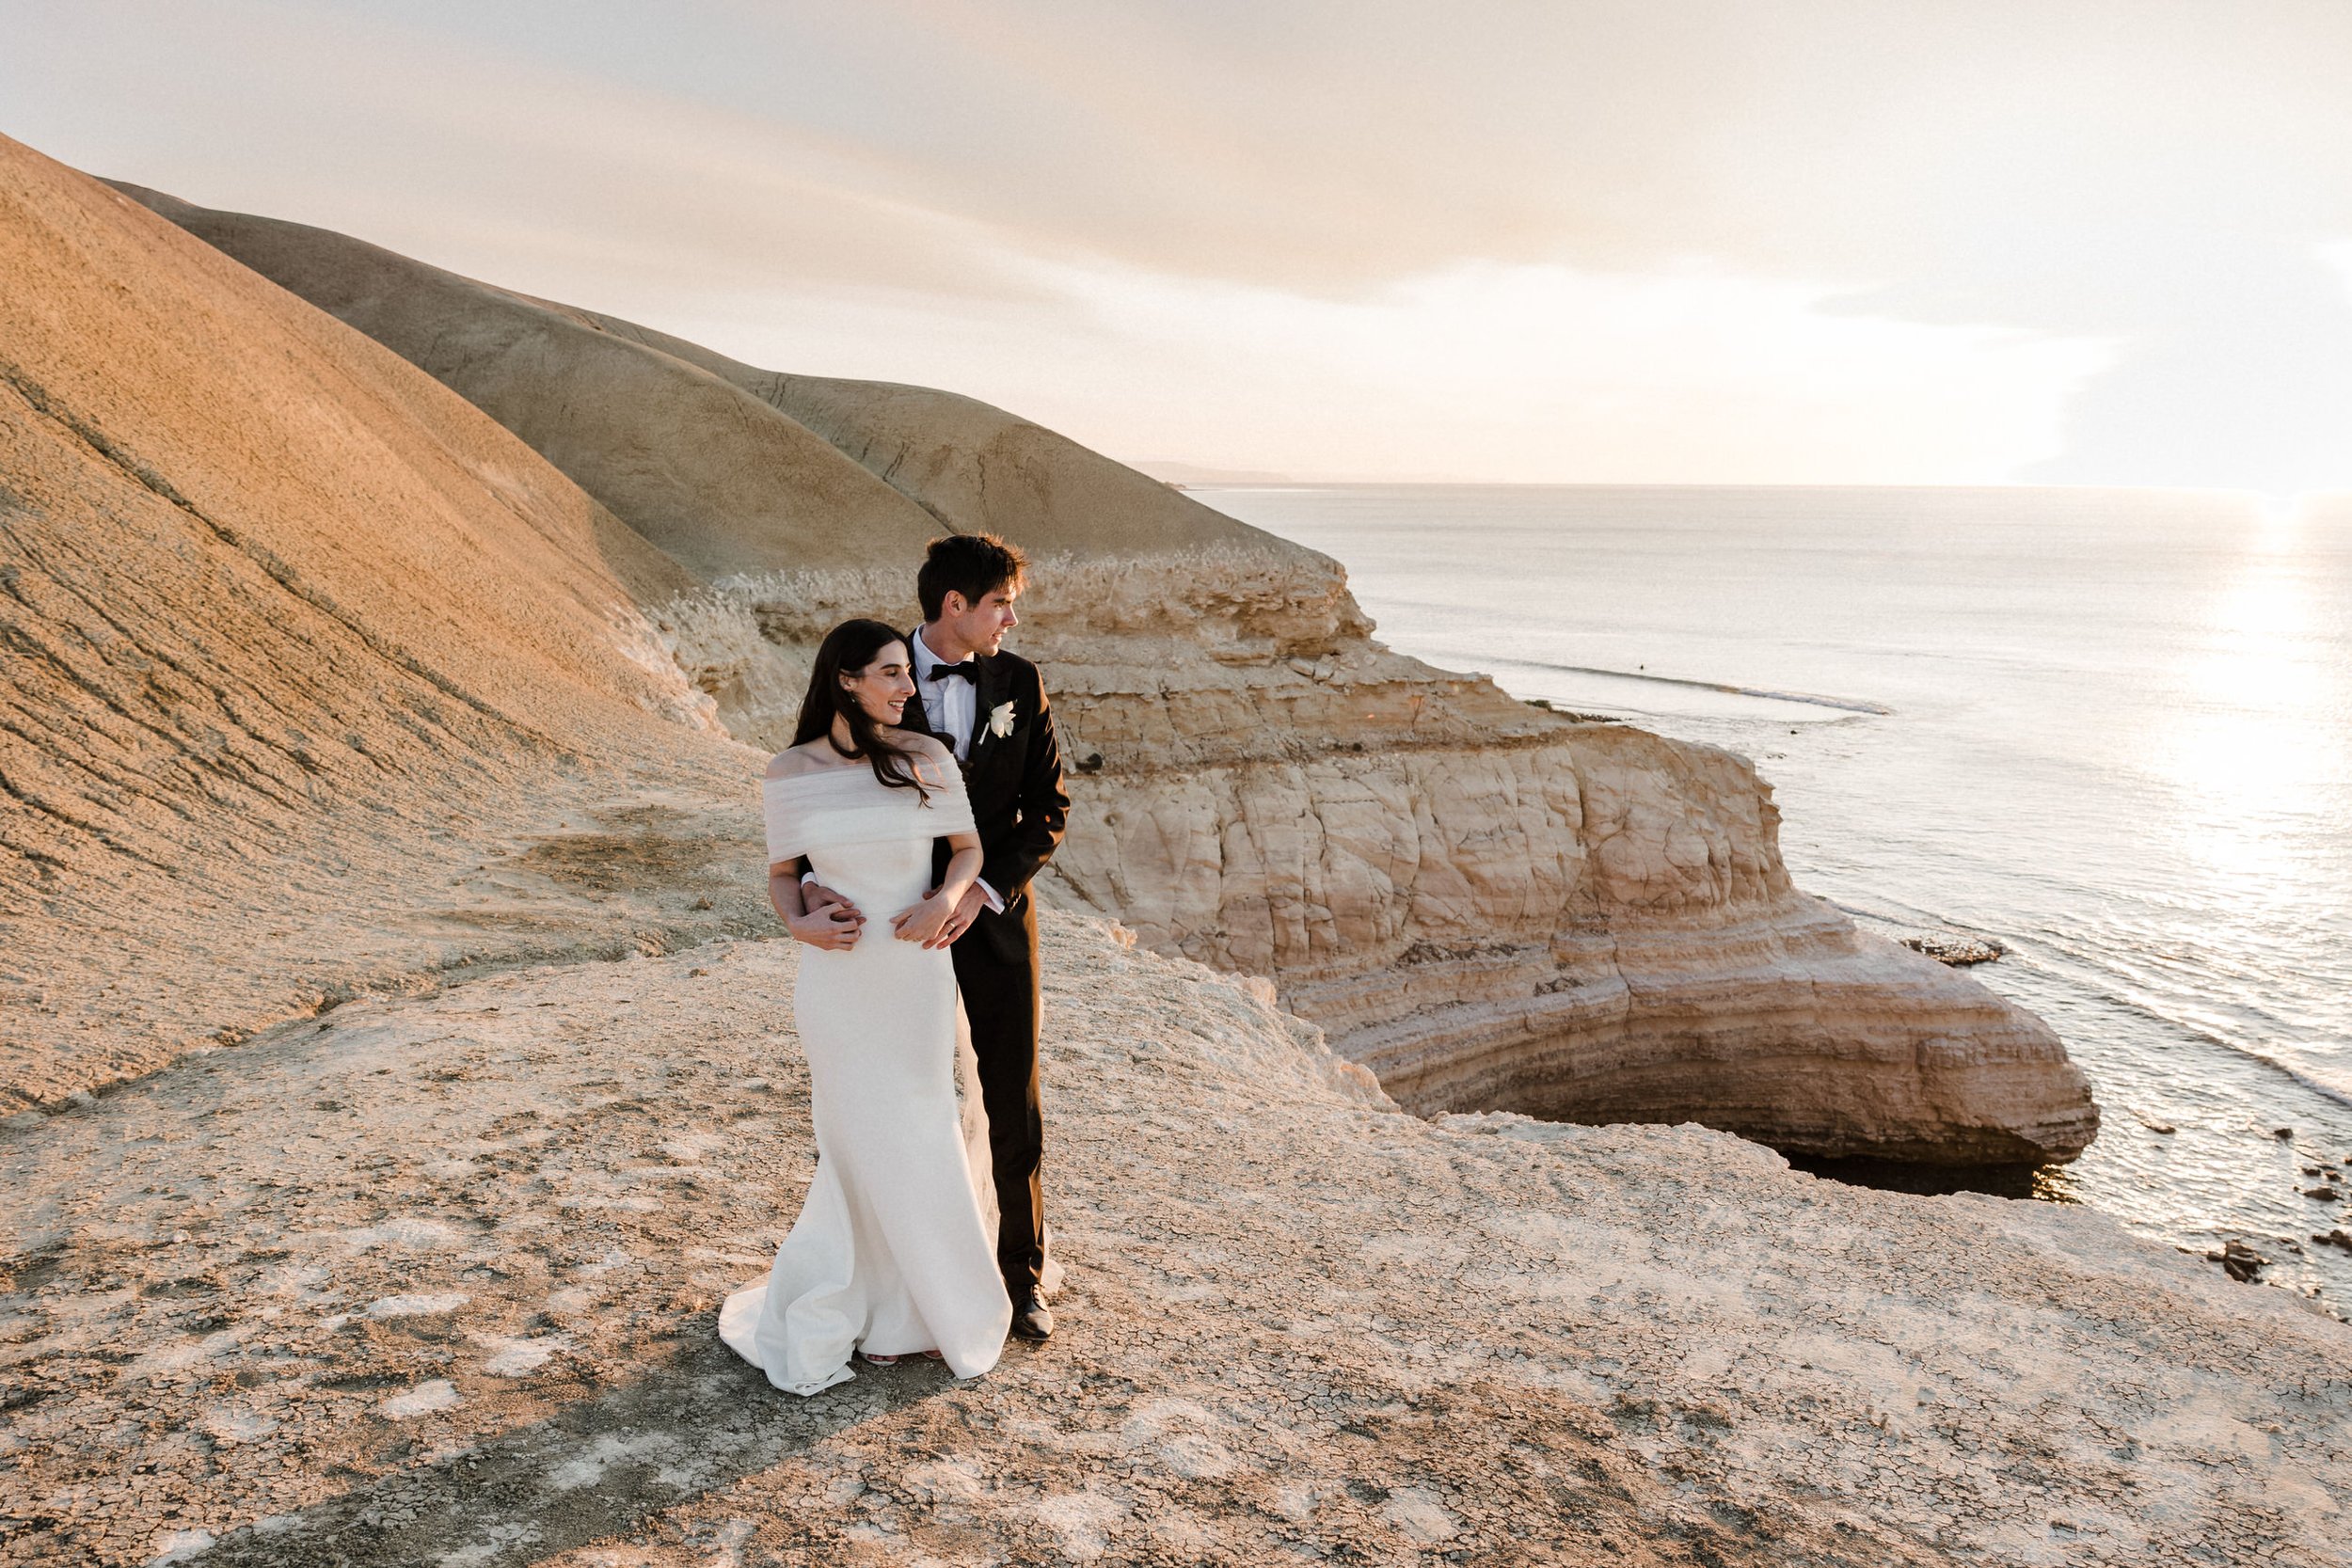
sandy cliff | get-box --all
[113,180,2098,1164]
[0,135,762,1110]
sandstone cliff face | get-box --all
[121,177,2097,1163]
[673,551,2098,1164]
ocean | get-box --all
[1202,483,2352,1307]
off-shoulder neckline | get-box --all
[764,757,959,793]
[763,766,870,785]
[765,734,951,782]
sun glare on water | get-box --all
[2252,490,2306,538]
[2157,489,2324,887]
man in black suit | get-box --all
[802,533,1069,1341]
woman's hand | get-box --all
[787,902,863,951]
[924,884,989,948]
[891,889,958,947]
[895,833,983,949]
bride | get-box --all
[719,618,1013,1392]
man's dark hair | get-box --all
[917,532,1028,622]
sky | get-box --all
[8,0,2352,489]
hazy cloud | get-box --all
[8,0,2348,485]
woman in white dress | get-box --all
[719,618,1013,1393]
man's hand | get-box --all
[788,880,864,951]
[803,880,861,921]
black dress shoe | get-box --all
[1009,1291,1055,1341]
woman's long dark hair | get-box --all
[791,618,935,800]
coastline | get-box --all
[1188,481,2352,1307]
[10,133,2346,1562]
[89,163,2102,1172]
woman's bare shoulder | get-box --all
[899,730,955,763]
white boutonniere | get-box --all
[987,701,1018,739]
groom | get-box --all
[805,533,1069,1341]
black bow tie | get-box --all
[929,660,978,682]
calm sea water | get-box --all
[1203,484,2352,1307]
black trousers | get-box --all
[952,894,1045,1294]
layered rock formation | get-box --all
[704,553,2095,1164]
[113,177,2100,1164]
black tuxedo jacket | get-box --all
[899,635,1070,920]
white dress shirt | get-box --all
[911,627,978,760]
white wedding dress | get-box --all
[719,756,1012,1393]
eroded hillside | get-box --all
[0,136,755,1107]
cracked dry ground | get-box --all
[3,913,2346,1566]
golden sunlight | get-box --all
[2161,497,2326,884]
[2253,491,2308,535]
